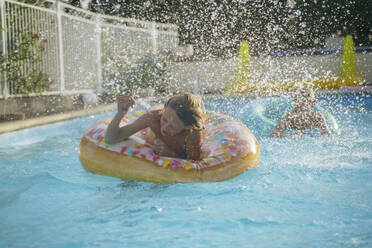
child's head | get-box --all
[292,88,317,110]
[160,93,205,136]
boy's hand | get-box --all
[117,92,135,114]
[152,138,167,155]
[152,138,177,157]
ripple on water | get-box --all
[0,94,371,248]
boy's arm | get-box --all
[105,94,135,144]
[270,113,290,138]
[152,138,179,158]
[316,112,331,136]
[104,110,126,144]
[104,112,152,144]
[186,129,204,160]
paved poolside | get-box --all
[0,104,116,134]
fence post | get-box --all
[151,22,157,54]
[56,0,65,93]
[0,0,9,98]
[96,15,102,92]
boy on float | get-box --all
[104,92,206,160]
[270,88,331,138]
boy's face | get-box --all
[160,107,185,136]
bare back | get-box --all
[271,109,331,137]
[286,110,322,130]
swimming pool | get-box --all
[1,92,371,248]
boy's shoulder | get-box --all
[140,109,161,124]
[148,109,162,118]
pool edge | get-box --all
[1,87,370,134]
[0,104,116,134]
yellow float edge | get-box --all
[79,134,260,184]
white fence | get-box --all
[0,0,179,98]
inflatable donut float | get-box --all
[79,108,260,183]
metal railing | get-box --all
[0,0,179,98]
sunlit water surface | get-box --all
[1,92,371,248]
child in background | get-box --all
[104,92,206,160]
[270,88,331,138]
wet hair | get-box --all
[163,93,205,130]
[292,87,316,107]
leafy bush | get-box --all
[0,29,51,94]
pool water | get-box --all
[1,92,371,248]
